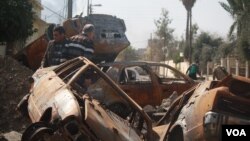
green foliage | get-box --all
[155,9,174,41]
[219,0,250,37]
[192,23,199,38]
[220,0,250,60]
[218,41,236,58]
[202,45,213,62]
[193,32,223,49]
[116,46,139,61]
[0,0,34,42]
[238,35,250,60]
[192,32,223,70]
[154,8,175,61]
[167,40,182,61]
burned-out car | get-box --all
[99,62,197,107]
[18,56,250,141]
[156,75,250,141]
[17,57,173,141]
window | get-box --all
[120,66,151,84]
[55,59,85,83]
[106,66,119,82]
[150,65,186,84]
[68,66,122,104]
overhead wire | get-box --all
[45,5,67,19]
[35,0,66,19]
[43,4,66,19]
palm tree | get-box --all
[181,0,196,64]
[219,0,249,37]
[220,0,250,77]
[219,0,250,60]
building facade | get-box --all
[26,0,48,46]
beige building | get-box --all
[26,0,48,46]
[11,0,48,55]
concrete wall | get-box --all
[161,60,190,75]
[159,57,250,80]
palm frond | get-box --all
[228,21,237,37]
[219,2,234,17]
[181,0,196,11]
[228,0,239,12]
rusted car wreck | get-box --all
[18,57,250,141]
[18,57,170,141]
[99,62,196,107]
[157,74,250,141]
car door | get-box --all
[118,65,155,106]
[150,64,195,99]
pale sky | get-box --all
[42,0,233,49]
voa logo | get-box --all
[226,129,246,136]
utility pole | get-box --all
[87,0,90,16]
[150,33,152,61]
[68,0,73,19]
[163,37,166,63]
[87,0,102,15]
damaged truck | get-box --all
[16,14,130,70]
[18,57,250,141]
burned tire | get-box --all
[17,94,29,118]
[21,122,53,141]
[107,103,131,119]
[168,126,184,141]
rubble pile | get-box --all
[157,91,178,112]
[0,56,33,139]
[143,91,178,122]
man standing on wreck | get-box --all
[69,24,95,61]
[40,26,70,68]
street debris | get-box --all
[0,131,22,141]
[0,56,32,134]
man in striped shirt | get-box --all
[68,24,95,61]
[41,26,70,68]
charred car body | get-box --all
[18,57,171,141]
[157,75,250,141]
[99,62,196,107]
[18,57,250,141]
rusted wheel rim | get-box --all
[21,122,53,141]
